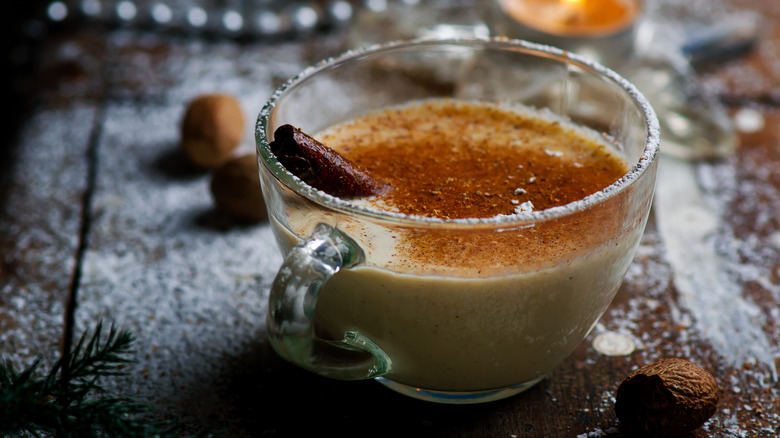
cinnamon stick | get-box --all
[270,124,391,198]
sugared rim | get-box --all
[255,37,660,229]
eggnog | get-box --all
[273,99,647,392]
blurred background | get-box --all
[4,0,768,160]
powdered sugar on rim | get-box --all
[255,37,660,227]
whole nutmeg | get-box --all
[615,358,719,437]
[181,94,245,169]
[210,154,268,222]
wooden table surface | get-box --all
[2,0,779,436]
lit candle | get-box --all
[499,0,639,37]
[491,0,642,67]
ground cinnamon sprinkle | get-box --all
[318,99,627,219]
[315,99,636,273]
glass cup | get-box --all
[255,38,660,404]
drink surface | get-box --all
[317,99,628,219]
[304,99,633,275]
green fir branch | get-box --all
[0,321,215,438]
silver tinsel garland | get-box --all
[34,0,428,40]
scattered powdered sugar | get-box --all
[575,428,607,438]
[75,99,284,428]
[654,155,778,380]
[587,132,780,434]
[514,201,534,214]
[733,107,765,133]
[65,34,309,430]
[770,231,780,249]
[586,149,780,435]
[0,104,97,368]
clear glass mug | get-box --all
[255,38,660,404]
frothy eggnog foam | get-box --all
[273,99,647,391]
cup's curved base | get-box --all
[375,375,546,404]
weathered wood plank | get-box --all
[0,106,95,367]
[71,32,312,434]
[0,31,106,368]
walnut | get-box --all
[210,154,268,222]
[615,358,720,437]
[181,94,244,169]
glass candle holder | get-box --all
[489,0,642,67]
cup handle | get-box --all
[267,223,391,379]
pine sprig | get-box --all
[0,321,213,438]
[62,322,135,383]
